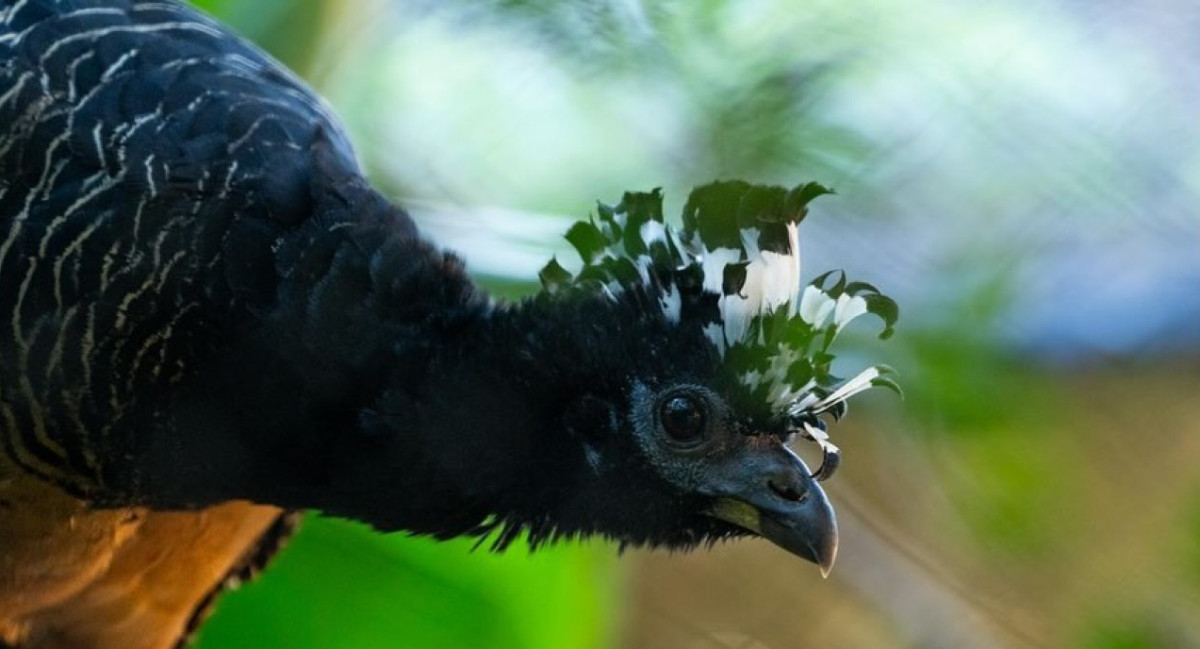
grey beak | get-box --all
[706,444,838,576]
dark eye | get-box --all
[659,394,708,444]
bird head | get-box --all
[506,181,898,575]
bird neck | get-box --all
[178,196,593,540]
[304,293,597,540]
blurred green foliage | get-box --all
[195,518,615,649]
[1079,615,1177,649]
[189,0,323,73]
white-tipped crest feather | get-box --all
[539,182,897,422]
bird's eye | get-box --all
[658,394,708,444]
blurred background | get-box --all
[185,0,1200,647]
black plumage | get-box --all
[0,1,895,647]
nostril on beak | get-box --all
[768,478,808,503]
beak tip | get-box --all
[817,540,837,578]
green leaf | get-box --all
[565,221,610,264]
[682,180,749,249]
[784,357,816,386]
[737,185,788,226]
[538,257,573,292]
[844,280,882,295]
[810,269,847,296]
[863,293,899,339]
[870,373,905,398]
[595,201,616,223]
[783,182,834,222]
[618,188,664,223]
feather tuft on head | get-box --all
[539,181,899,440]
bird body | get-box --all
[0,2,385,644]
[0,1,896,647]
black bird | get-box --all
[0,1,896,647]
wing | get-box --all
[0,0,364,493]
